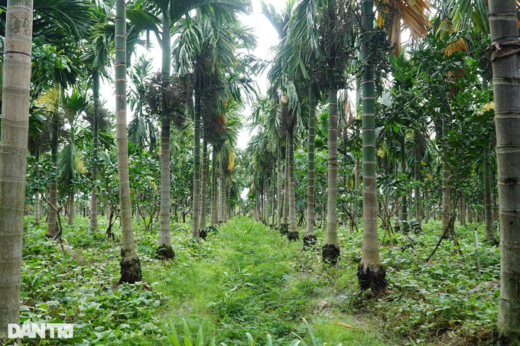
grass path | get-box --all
[148,217,389,345]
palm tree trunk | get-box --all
[115,0,141,284]
[441,116,451,234]
[484,142,494,242]
[287,131,299,241]
[282,145,289,233]
[0,1,33,337]
[157,11,174,259]
[91,70,100,232]
[277,145,282,227]
[322,73,339,263]
[414,134,421,223]
[199,139,208,237]
[401,138,408,231]
[304,83,317,247]
[68,190,74,226]
[45,114,59,237]
[358,0,387,293]
[192,80,201,240]
[136,189,140,226]
[460,192,466,226]
[35,137,41,226]
[489,3,520,341]
[355,157,360,225]
[271,170,275,226]
[424,189,430,223]
[211,147,218,225]
[219,151,224,223]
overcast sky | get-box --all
[99,0,287,150]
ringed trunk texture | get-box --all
[115,0,142,283]
[277,146,282,227]
[414,135,421,223]
[358,0,387,294]
[322,75,339,264]
[157,11,174,259]
[211,147,218,225]
[199,139,208,238]
[441,117,451,234]
[218,151,224,223]
[0,0,33,338]
[45,114,59,238]
[90,70,100,233]
[283,144,289,228]
[489,0,520,342]
[484,140,494,243]
[192,82,201,240]
[287,131,299,241]
[304,83,316,247]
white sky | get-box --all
[99,0,287,150]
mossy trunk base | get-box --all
[302,234,317,249]
[199,229,207,240]
[357,263,387,294]
[119,256,142,284]
[491,329,520,346]
[287,231,299,241]
[322,243,340,266]
[155,245,175,260]
[279,223,288,235]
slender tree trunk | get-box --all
[45,114,59,237]
[91,70,100,232]
[424,189,430,223]
[68,190,74,226]
[271,170,275,226]
[136,189,140,226]
[277,145,282,227]
[414,134,421,223]
[460,192,466,226]
[489,3,520,341]
[287,131,299,241]
[34,138,41,226]
[441,116,451,234]
[211,147,218,225]
[0,1,33,338]
[354,157,360,225]
[484,142,494,242]
[401,138,408,232]
[219,151,224,223]
[115,0,141,283]
[199,139,208,238]
[304,83,317,247]
[192,79,201,240]
[281,145,289,233]
[156,11,174,259]
[358,0,387,293]
[322,72,340,264]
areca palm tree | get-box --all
[487,0,520,341]
[172,9,255,239]
[0,0,34,340]
[115,0,141,284]
[358,0,387,294]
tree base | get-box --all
[302,234,317,249]
[155,245,175,260]
[119,255,142,284]
[490,328,520,345]
[287,231,299,241]
[199,229,208,240]
[322,243,340,266]
[357,263,387,294]
[279,223,288,235]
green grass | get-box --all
[14,214,499,345]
